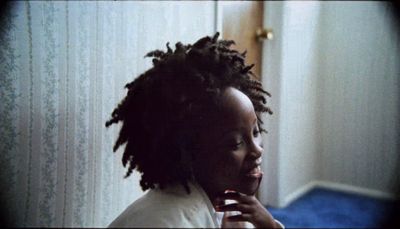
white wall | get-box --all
[260,1,322,207]
[259,2,284,207]
[318,2,400,195]
[260,1,400,207]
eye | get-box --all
[232,141,243,150]
[224,140,243,151]
[253,128,260,137]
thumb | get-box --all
[221,212,246,228]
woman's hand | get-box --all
[215,191,280,228]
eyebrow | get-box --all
[220,128,240,137]
[219,117,258,137]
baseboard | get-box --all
[281,181,318,208]
[281,180,397,208]
[315,181,398,200]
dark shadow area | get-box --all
[383,1,400,228]
[0,2,19,228]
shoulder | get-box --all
[108,183,217,228]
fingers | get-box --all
[215,203,252,213]
[226,213,252,222]
[217,191,252,204]
[227,213,278,228]
[215,188,278,228]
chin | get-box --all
[237,177,261,195]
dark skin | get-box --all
[192,87,280,228]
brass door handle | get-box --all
[256,28,274,42]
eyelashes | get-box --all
[223,127,261,151]
[224,140,243,151]
[253,126,262,137]
[232,141,243,150]
[253,129,260,137]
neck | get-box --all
[194,180,222,209]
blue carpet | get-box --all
[266,188,397,228]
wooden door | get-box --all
[219,1,264,80]
[218,1,265,199]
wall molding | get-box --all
[281,181,318,208]
[315,181,398,200]
[280,180,398,208]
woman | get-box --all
[106,33,283,228]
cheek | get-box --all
[213,151,245,177]
[196,140,246,182]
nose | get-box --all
[248,140,263,159]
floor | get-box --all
[266,188,398,228]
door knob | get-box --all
[256,28,274,42]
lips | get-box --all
[245,165,263,178]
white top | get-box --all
[108,181,284,228]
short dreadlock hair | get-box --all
[105,32,272,193]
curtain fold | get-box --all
[0,1,215,227]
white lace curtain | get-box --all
[0,1,215,227]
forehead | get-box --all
[219,87,255,117]
[208,87,257,132]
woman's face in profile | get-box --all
[193,87,264,197]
